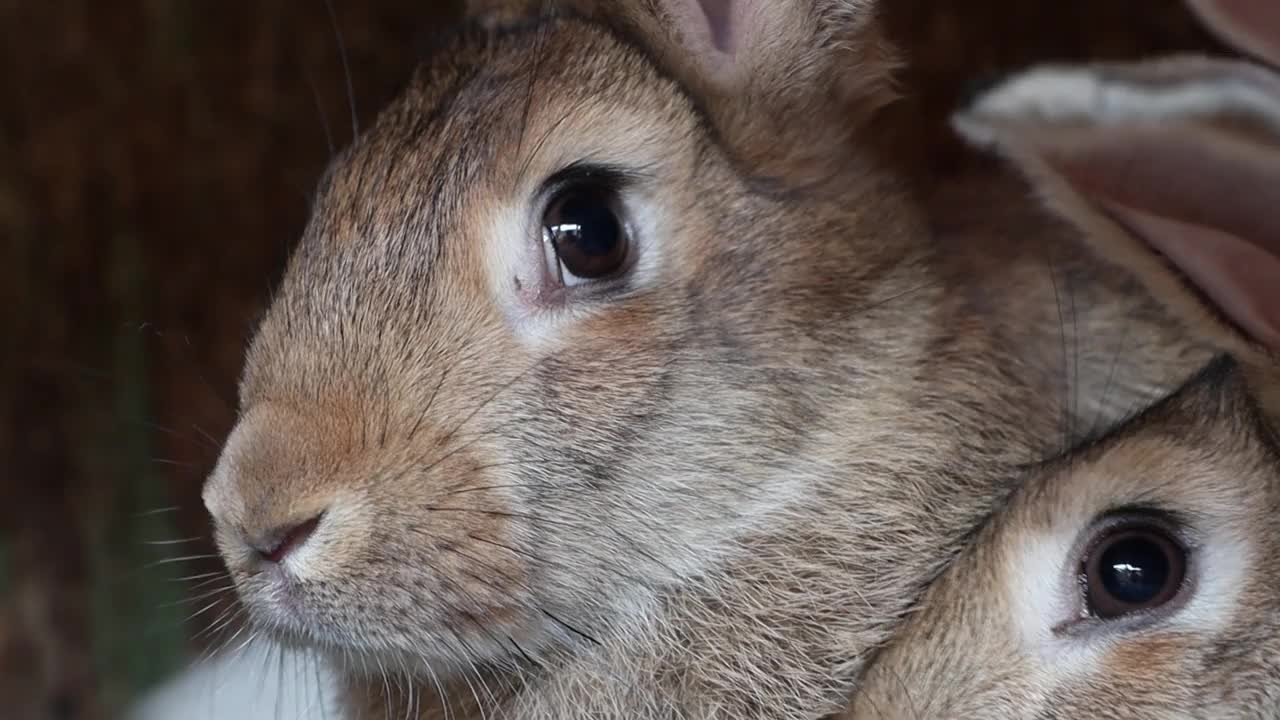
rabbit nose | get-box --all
[250,512,323,563]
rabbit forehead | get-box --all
[1002,440,1262,622]
[1009,434,1265,603]
[241,17,704,398]
[1065,435,1265,516]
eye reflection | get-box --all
[542,184,628,282]
[1083,523,1187,620]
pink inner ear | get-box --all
[659,0,743,82]
[697,0,736,53]
[1106,205,1280,352]
[1046,127,1280,352]
[1047,127,1280,252]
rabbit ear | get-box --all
[954,58,1280,358]
[610,0,898,178]
[646,0,895,97]
[1188,0,1280,67]
[651,0,750,65]
[460,0,547,27]
[464,0,896,103]
[461,1,897,179]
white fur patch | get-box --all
[482,184,666,352]
[1007,530,1088,665]
[283,492,368,583]
[954,65,1280,146]
[127,642,336,720]
[1006,512,1253,685]
[1174,526,1250,636]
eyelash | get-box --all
[541,162,633,198]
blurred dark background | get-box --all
[0,1,1225,718]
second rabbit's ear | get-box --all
[954,56,1280,359]
[461,0,544,27]
[1187,0,1280,67]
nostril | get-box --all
[252,512,323,564]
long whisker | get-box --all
[134,323,237,413]
[407,364,451,441]
[513,104,577,190]
[197,603,245,644]
[163,584,238,608]
[512,0,555,185]
[302,63,337,158]
[322,0,359,141]
[184,597,232,624]
[1087,315,1130,441]
[134,505,182,518]
[435,352,557,446]
[419,505,576,530]
[188,573,235,592]
[144,553,223,568]
[540,609,602,647]
[171,570,227,583]
[143,536,206,546]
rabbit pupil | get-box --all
[544,184,628,280]
[1085,526,1186,619]
[1100,535,1169,602]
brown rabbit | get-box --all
[201,1,1216,718]
[845,353,1280,720]
[843,1,1280,716]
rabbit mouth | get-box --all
[229,545,566,676]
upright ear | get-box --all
[601,0,900,179]
[458,1,898,180]
[1188,0,1280,67]
[637,0,895,100]
[953,56,1280,361]
[461,0,544,28]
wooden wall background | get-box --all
[0,1,1224,717]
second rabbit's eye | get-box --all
[542,183,629,285]
[1082,521,1187,619]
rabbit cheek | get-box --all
[336,422,554,651]
[388,472,530,615]
[1089,635,1198,703]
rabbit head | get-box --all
[845,3,1280,716]
[201,0,928,686]
[846,354,1280,719]
[201,1,1219,718]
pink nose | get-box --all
[250,513,323,563]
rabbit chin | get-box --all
[234,571,566,677]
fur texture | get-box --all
[845,356,1280,719]
[952,0,1280,418]
[202,6,1211,719]
[846,5,1280,713]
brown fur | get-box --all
[465,0,902,184]
[845,356,1280,719]
[949,0,1280,417]
[848,17,1280,711]
[201,6,1212,719]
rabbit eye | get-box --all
[542,183,630,286]
[1082,521,1187,620]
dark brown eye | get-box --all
[1083,523,1187,619]
[542,184,629,283]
